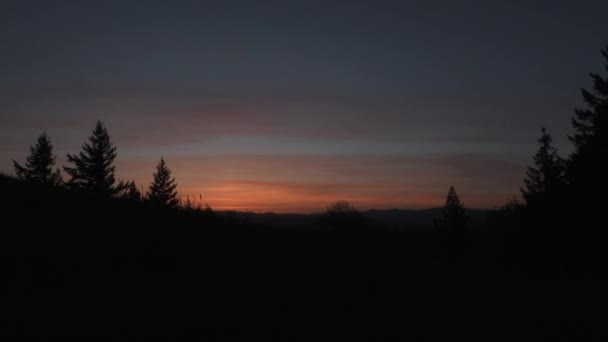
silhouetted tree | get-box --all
[567,46,608,194]
[319,201,368,233]
[434,186,467,239]
[147,157,179,208]
[521,128,565,207]
[558,45,608,250]
[64,121,120,196]
[12,132,62,185]
[117,180,142,202]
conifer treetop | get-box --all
[147,157,179,208]
[64,120,118,195]
[13,131,62,185]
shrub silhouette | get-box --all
[12,132,62,186]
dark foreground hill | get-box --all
[1,174,606,340]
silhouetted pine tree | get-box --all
[521,128,565,207]
[568,46,608,194]
[12,132,62,185]
[434,186,467,239]
[64,121,119,195]
[147,158,179,208]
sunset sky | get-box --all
[2,1,607,212]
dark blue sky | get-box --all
[1,1,607,212]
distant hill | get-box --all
[219,208,492,231]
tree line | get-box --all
[10,46,608,234]
[518,47,607,229]
[12,120,181,209]
[433,47,608,241]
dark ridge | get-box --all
[221,208,492,231]
[1,174,605,340]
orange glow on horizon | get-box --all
[176,181,511,213]
[114,154,522,213]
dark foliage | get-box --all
[521,128,566,207]
[147,157,179,208]
[566,46,608,224]
[12,132,61,186]
[434,186,467,240]
[319,201,370,234]
[569,47,608,186]
[1,174,604,340]
[531,47,608,250]
[117,180,143,202]
[64,120,120,196]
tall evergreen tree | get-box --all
[568,46,608,192]
[521,128,565,206]
[12,132,62,185]
[147,158,179,208]
[434,186,467,239]
[64,120,118,195]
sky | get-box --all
[1,1,607,212]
